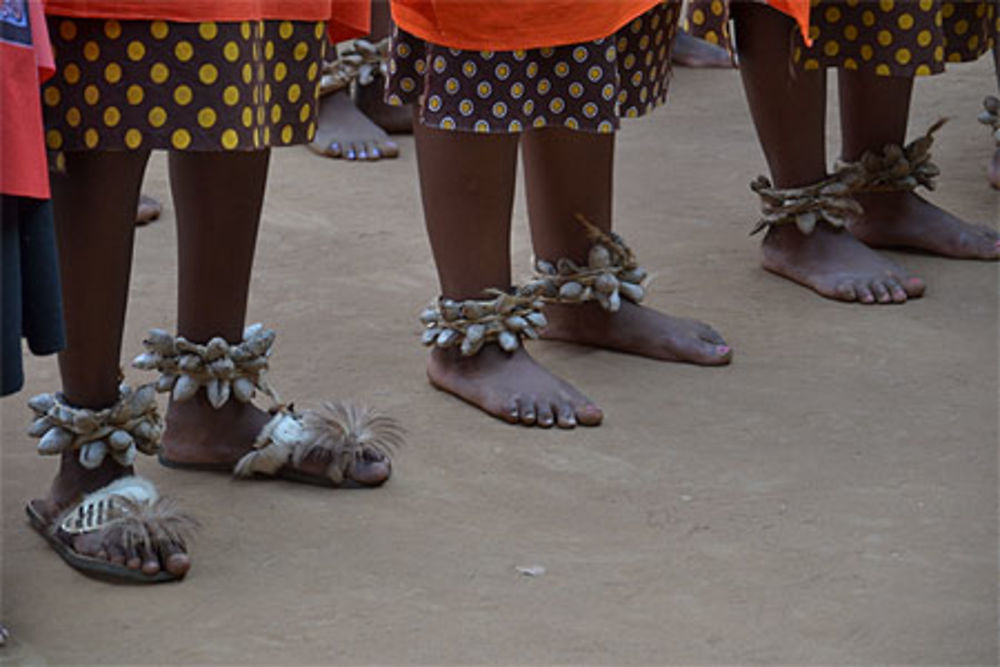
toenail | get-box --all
[716,345,730,355]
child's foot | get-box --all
[354,80,413,134]
[849,191,1000,260]
[427,346,603,428]
[161,395,392,485]
[540,301,733,365]
[309,90,400,161]
[30,456,191,576]
[670,31,734,68]
[136,194,162,226]
[761,223,926,304]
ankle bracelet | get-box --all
[419,290,548,356]
[133,323,278,409]
[27,384,162,468]
[528,215,648,312]
[834,118,946,194]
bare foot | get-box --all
[161,394,391,485]
[849,191,1000,260]
[136,194,162,226]
[540,301,733,365]
[30,455,191,577]
[670,31,735,68]
[761,223,926,304]
[308,90,400,161]
[355,79,413,134]
[427,346,603,428]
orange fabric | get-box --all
[42,0,370,42]
[766,0,811,46]
[390,0,662,51]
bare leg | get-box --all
[522,127,731,364]
[841,70,1000,259]
[414,117,602,428]
[732,2,924,304]
[32,149,189,577]
[159,150,390,483]
[355,0,413,133]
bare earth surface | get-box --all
[2,60,997,665]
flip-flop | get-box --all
[25,477,193,584]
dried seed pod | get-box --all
[209,357,236,377]
[466,323,486,345]
[619,281,645,303]
[145,329,176,354]
[436,329,460,348]
[205,337,230,361]
[607,291,621,312]
[135,436,160,455]
[559,281,584,300]
[133,420,160,444]
[588,245,611,269]
[461,301,490,320]
[156,373,178,393]
[594,273,619,294]
[232,377,256,403]
[556,258,580,275]
[52,405,75,426]
[521,326,539,340]
[240,356,269,372]
[132,352,162,370]
[131,384,157,413]
[498,331,520,352]
[535,260,557,275]
[79,440,108,469]
[172,375,200,402]
[621,267,648,284]
[440,300,462,321]
[111,443,137,467]
[795,211,818,235]
[526,312,548,329]
[460,334,485,357]
[421,327,442,346]
[244,329,276,356]
[504,316,528,332]
[38,427,73,454]
[229,345,251,362]
[28,416,53,437]
[205,379,231,409]
[179,354,203,372]
[243,323,264,340]
[72,411,100,433]
[27,393,55,414]
[108,429,135,451]
[419,308,438,325]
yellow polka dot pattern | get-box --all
[689,0,994,77]
[386,2,677,134]
[42,17,325,152]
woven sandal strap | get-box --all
[58,477,158,535]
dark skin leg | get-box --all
[522,127,732,365]
[732,3,925,304]
[354,0,413,134]
[31,149,189,577]
[840,70,1000,259]
[159,150,390,484]
[414,117,602,428]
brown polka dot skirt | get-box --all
[42,17,327,152]
[386,2,679,134]
[686,0,995,77]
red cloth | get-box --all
[1,0,55,199]
[42,0,371,43]
[390,0,663,51]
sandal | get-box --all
[25,476,196,584]
[135,324,403,487]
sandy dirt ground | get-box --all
[2,58,998,665]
